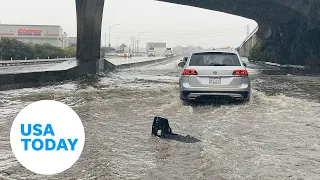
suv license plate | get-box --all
[209,77,221,84]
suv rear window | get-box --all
[189,52,241,66]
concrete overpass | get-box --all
[75,0,320,73]
[156,0,320,66]
[156,0,320,28]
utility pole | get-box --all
[137,33,143,53]
[130,37,133,52]
[117,37,119,51]
[131,37,133,53]
[136,40,139,53]
[133,36,135,53]
[136,40,139,52]
[108,27,111,49]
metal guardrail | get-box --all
[0,58,76,67]
[237,25,259,50]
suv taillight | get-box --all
[182,69,198,76]
[233,70,248,77]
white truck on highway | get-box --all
[148,47,156,57]
[164,48,174,57]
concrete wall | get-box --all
[0,59,97,91]
[0,56,176,91]
[113,57,172,70]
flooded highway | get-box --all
[0,57,320,180]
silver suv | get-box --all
[178,49,251,102]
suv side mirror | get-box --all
[178,61,186,68]
[182,57,188,62]
[243,63,247,67]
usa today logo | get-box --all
[10,100,85,175]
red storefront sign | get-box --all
[18,29,42,35]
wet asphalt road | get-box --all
[0,57,319,180]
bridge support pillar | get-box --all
[75,0,105,74]
[308,0,320,30]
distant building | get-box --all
[0,24,69,47]
[68,37,77,47]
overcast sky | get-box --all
[0,0,257,48]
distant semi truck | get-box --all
[164,48,174,57]
[148,47,156,57]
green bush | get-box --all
[0,38,76,60]
[0,38,35,60]
[61,46,76,58]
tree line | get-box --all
[0,37,76,60]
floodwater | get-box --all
[0,58,319,180]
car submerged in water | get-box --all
[178,48,251,103]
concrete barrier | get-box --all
[0,56,177,91]
[0,71,68,91]
[110,56,173,70]
[260,61,308,69]
[0,58,74,67]
[103,60,117,71]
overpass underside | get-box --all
[156,0,320,67]
[74,0,320,73]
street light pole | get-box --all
[108,24,120,49]
[132,37,134,52]
[136,40,138,52]
[137,34,140,53]
[108,26,111,48]
[130,37,133,52]
[137,32,146,53]
[117,37,119,51]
